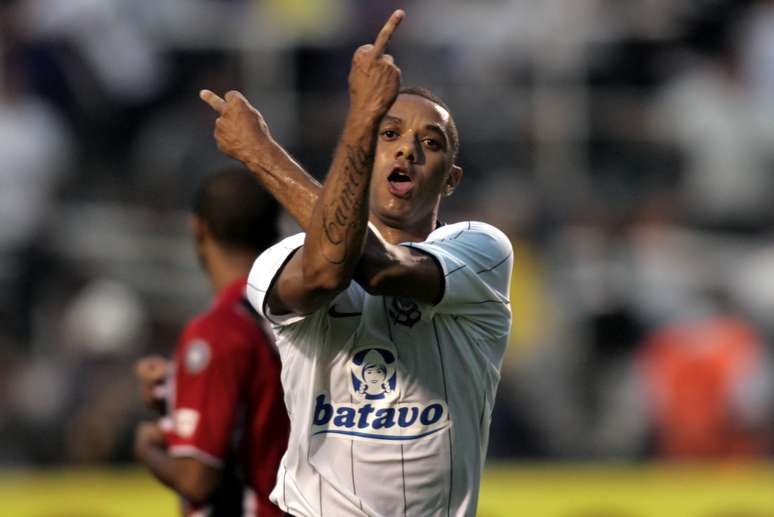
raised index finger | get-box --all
[372,9,405,55]
[200,89,226,114]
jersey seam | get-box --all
[476,250,513,274]
[261,246,302,326]
[167,445,223,468]
[432,320,453,517]
[445,264,466,277]
[246,281,266,293]
[401,444,407,517]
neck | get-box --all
[368,208,439,245]
[206,247,256,293]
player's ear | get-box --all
[191,215,208,244]
[443,165,463,197]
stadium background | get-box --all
[1,0,774,515]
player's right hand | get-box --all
[134,421,167,460]
[200,89,276,169]
[348,9,405,119]
[135,355,168,411]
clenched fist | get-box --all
[199,89,277,171]
[348,9,405,119]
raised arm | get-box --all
[276,10,404,313]
[201,10,444,306]
[199,89,320,227]
[202,11,405,313]
[198,94,442,304]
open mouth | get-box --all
[388,169,414,198]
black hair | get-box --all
[193,167,280,253]
[398,86,460,162]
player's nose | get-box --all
[395,135,419,163]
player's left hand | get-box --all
[134,421,166,459]
[135,355,168,412]
[348,9,405,119]
[200,89,277,170]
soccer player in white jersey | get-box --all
[200,10,512,517]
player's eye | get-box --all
[381,129,399,140]
[422,138,441,150]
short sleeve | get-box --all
[406,221,513,339]
[246,233,306,326]
[164,324,249,468]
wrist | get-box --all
[345,108,383,136]
[135,439,151,460]
[243,138,281,172]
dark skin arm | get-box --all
[201,10,443,312]
[191,99,441,305]
[134,422,219,507]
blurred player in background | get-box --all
[201,10,513,517]
[134,167,289,517]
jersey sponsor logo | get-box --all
[327,304,362,318]
[311,393,448,442]
[349,347,398,401]
[312,345,449,442]
[174,408,200,438]
[184,339,210,374]
[389,297,421,327]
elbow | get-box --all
[359,266,398,296]
[179,488,212,508]
[357,251,406,296]
[176,466,218,506]
[360,273,385,296]
[302,262,351,294]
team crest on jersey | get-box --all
[184,339,210,374]
[389,297,422,328]
[349,347,398,401]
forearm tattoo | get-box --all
[321,144,373,264]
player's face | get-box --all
[369,94,456,229]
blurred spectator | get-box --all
[743,0,774,108]
[636,291,774,458]
[0,15,71,340]
[20,0,167,103]
[59,278,149,357]
[653,1,774,231]
[128,52,241,210]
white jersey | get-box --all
[247,221,513,517]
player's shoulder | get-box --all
[248,232,306,289]
[259,232,306,260]
[182,302,261,355]
[426,220,512,254]
[179,312,224,353]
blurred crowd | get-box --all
[2,0,774,466]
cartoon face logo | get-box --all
[350,347,398,401]
[389,297,422,328]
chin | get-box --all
[373,206,414,229]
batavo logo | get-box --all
[311,345,449,442]
[311,393,449,442]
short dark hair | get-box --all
[193,167,279,253]
[398,86,459,162]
